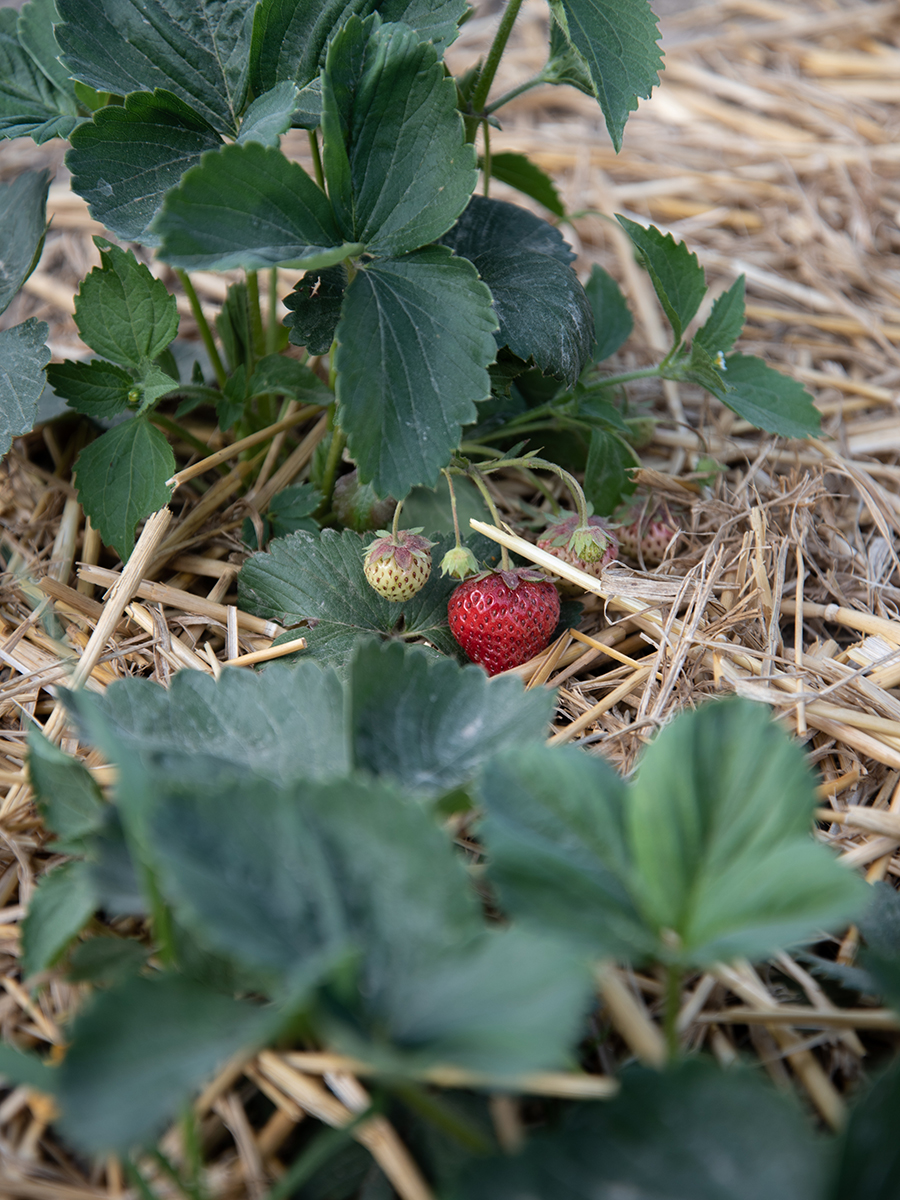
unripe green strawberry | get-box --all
[537,512,617,589]
[333,469,396,532]
[440,545,478,580]
[614,496,681,566]
[448,568,560,676]
[363,528,433,601]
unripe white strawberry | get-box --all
[537,512,617,593]
[614,497,681,566]
[363,528,433,601]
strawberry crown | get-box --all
[540,511,615,563]
[363,528,433,571]
[465,566,552,590]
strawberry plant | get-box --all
[3,0,896,1194]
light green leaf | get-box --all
[720,352,821,439]
[685,339,730,398]
[0,7,80,143]
[74,418,175,559]
[22,861,98,977]
[549,0,662,152]
[485,152,565,218]
[335,246,497,498]
[0,318,50,459]
[28,727,107,843]
[133,362,178,414]
[456,1059,824,1200]
[45,359,133,421]
[695,275,745,358]
[0,168,50,316]
[17,0,75,97]
[616,215,706,343]
[542,14,595,96]
[585,262,633,362]
[68,90,222,246]
[56,0,255,136]
[322,16,476,256]
[239,528,468,666]
[349,639,554,797]
[75,243,179,371]
[236,80,298,145]
[154,141,352,271]
[57,974,275,1154]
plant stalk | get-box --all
[175,270,227,389]
[663,964,683,1061]
[470,0,526,120]
[485,72,545,115]
[442,468,464,550]
[308,128,326,190]
[266,267,279,355]
[468,467,509,570]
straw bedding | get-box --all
[1,0,900,1192]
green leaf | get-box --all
[22,860,98,976]
[239,528,464,666]
[583,425,636,514]
[0,168,50,316]
[479,745,653,960]
[0,318,50,459]
[17,0,75,97]
[28,727,107,842]
[349,639,554,797]
[549,0,662,152]
[720,352,821,439]
[248,353,332,403]
[627,697,866,965]
[616,215,706,343]
[0,7,80,143]
[542,14,595,96]
[267,483,322,539]
[321,16,476,256]
[56,0,254,137]
[68,936,149,984]
[685,339,730,398]
[236,80,298,146]
[378,0,467,52]
[133,361,178,414]
[75,243,179,371]
[399,475,489,537]
[584,262,633,362]
[0,1044,56,1094]
[832,1061,900,1200]
[154,141,354,271]
[485,152,565,218]
[442,193,575,266]
[68,90,222,246]
[335,246,497,497]
[80,662,349,787]
[46,359,135,421]
[455,1059,824,1200]
[858,881,900,1013]
[284,265,347,356]
[74,418,175,559]
[695,275,745,358]
[57,974,275,1154]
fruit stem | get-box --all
[468,467,509,570]
[442,468,464,550]
[266,267,279,355]
[482,118,491,196]
[483,454,592,527]
[308,128,326,190]
[175,269,227,389]
[469,0,525,127]
[391,497,404,540]
[663,964,683,1062]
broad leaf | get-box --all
[720,353,820,439]
[695,275,745,358]
[335,246,497,497]
[22,860,98,976]
[348,639,554,797]
[542,13,595,96]
[585,262,633,362]
[247,353,332,402]
[441,193,575,266]
[154,141,356,271]
[627,697,866,964]
[68,937,149,984]
[236,80,298,145]
[74,418,175,559]
[75,243,179,371]
[0,318,50,458]
[283,265,348,356]
[832,1061,900,1200]
[486,152,565,218]
[549,0,662,152]
[28,727,106,843]
[67,90,222,246]
[685,339,730,398]
[46,359,134,420]
[0,168,50,316]
[480,745,653,960]
[56,974,275,1154]
[0,1043,57,1093]
[56,0,255,137]
[617,216,706,343]
[0,7,80,143]
[583,425,637,514]
[267,483,322,539]
[239,528,465,666]
[132,362,178,414]
[17,0,75,97]
[455,1059,824,1200]
[322,16,476,255]
[399,475,488,536]
[858,881,900,1013]
[80,663,349,786]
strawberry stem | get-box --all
[442,468,464,550]
[391,497,404,540]
[468,467,510,570]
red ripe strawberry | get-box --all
[363,528,433,601]
[614,497,681,566]
[448,568,561,676]
[537,512,617,592]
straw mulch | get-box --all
[3,0,900,1194]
